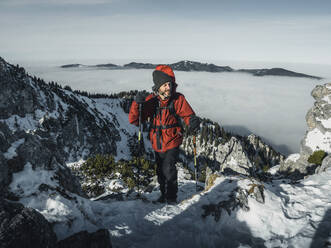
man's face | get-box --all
[158,82,171,99]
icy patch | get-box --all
[4,138,25,159]
[305,128,331,152]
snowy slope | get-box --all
[9,162,331,248]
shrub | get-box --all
[308,150,327,165]
[79,154,156,196]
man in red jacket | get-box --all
[129,65,200,204]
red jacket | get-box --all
[129,90,195,153]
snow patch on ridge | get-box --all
[305,128,331,152]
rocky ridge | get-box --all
[60,60,322,79]
[279,83,331,176]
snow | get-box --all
[320,118,331,129]
[322,94,331,104]
[8,163,331,248]
[285,153,300,163]
[305,128,331,152]
[4,138,25,159]
[9,162,58,197]
[268,164,280,175]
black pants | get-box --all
[155,147,179,200]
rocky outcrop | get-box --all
[315,154,331,174]
[181,130,284,178]
[0,198,113,248]
[0,199,57,248]
[280,83,331,175]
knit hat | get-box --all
[152,65,176,92]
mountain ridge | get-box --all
[60,60,322,79]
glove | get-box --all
[134,92,146,104]
[189,115,201,133]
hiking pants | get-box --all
[155,147,179,200]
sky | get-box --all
[1,0,331,64]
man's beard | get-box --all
[160,90,171,99]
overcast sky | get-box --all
[1,0,331,64]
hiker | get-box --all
[128,65,200,204]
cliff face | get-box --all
[280,83,331,175]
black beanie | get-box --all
[152,65,175,92]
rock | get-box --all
[57,229,112,248]
[247,183,265,204]
[201,186,249,222]
[315,154,331,173]
[0,153,9,195]
[0,198,57,248]
[280,83,331,176]
[311,84,330,101]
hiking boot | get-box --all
[166,198,177,205]
[155,194,166,203]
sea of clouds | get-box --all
[17,59,331,156]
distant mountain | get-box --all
[124,62,156,69]
[237,67,321,79]
[170,60,233,72]
[61,63,118,69]
[60,60,322,79]
[61,63,83,68]
[94,63,118,68]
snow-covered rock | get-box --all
[280,83,331,175]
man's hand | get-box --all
[134,92,146,104]
[189,115,201,134]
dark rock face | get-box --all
[57,229,112,248]
[0,199,57,248]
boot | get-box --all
[166,197,177,205]
[155,194,166,203]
